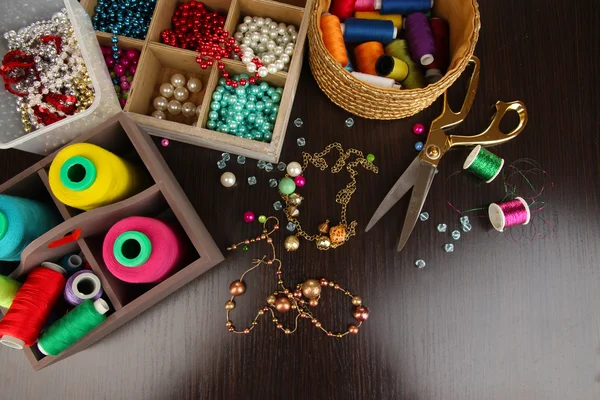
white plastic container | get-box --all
[0,0,120,155]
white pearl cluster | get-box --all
[235,16,297,78]
[4,10,94,132]
[151,73,203,122]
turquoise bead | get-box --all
[237,125,248,135]
[215,86,225,93]
[269,114,277,122]
[212,92,222,101]
[248,94,257,103]
[255,115,265,125]
[234,130,244,137]
[259,82,269,92]
[233,104,243,112]
[253,130,263,139]
[240,73,249,80]
[256,102,265,112]
[208,111,219,120]
[234,113,244,122]
[210,101,220,110]
[276,87,283,94]
[246,102,255,111]
[247,113,257,123]
[263,132,273,142]
[271,93,281,103]
[250,86,260,95]
[267,88,275,97]
[207,120,216,129]
[243,133,254,140]
[218,78,226,86]
[272,105,279,115]
[263,122,273,132]
[235,87,246,96]
[278,177,296,195]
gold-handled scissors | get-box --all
[365,56,528,252]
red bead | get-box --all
[353,306,369,322]
[249,77,256,84]
[239,79,247,85]
[231,82,238,88]
[222,72,229,78]
[218,63,225,70]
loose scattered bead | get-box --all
[286,162,303,177]
[278,177,296,195]
[451,230,461,240]
[273,201,283,211]
[269,178,278,188]
[437,223,447,232]
[413,123,425,135]
[294,175,306,187]
[345,117,354,128]
[419,212,429,221]
[286,221,296,231]
[277,162,287,171]
[237,155,246,164]
[248,176,257,185]
[264,162,274,172]
[217,160,226,169]
[415,259,426,269]
[257,160,267,169]
[296,137,306,146]
[220,172,236,187]
[462,223,472,232]
[444,243,454,252]
[258,215,267,224]
[294,118,303,127]
[366,153,375,163]
[221,152,231,161]
[415,141,424,151]
[243,211,255,223]
[460,216,470,225]
[161,138,169,147]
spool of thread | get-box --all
[37,299,109,357]
[376,54,409,81]
[488,197,531,232]
[0,195,60,262]
[351,72,402,88]
[405,12,436,66]
[61,253,84,276]
[329,0,356,21]
[64,270,103,306]
[0,275,22,309]
[321,14,349,67]
[355,41,385,76]
[425,68,443,84]
[379,0,433,15]
[428,18,450,73]
[48,143,144,211]
[384,40,426,88]
[463,145,505,183]
[354,0,377,12]
[0,263,66,349]
[102,216,184,283]
[342,18,398,44]
[354,11,403,27]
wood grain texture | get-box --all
[0,0,599,398]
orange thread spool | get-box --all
[321,14,348,67]
[355,41,384,76]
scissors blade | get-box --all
[365,157,422,232]
[397,163,437,252]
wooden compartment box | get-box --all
[0,114,224,370]
[80,0,312,162]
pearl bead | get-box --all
[242,55,252,64]
[187,77,203,93]
[268,64,278,74]
[152,110,166,119]
[247,62,257,73]
[167,100,182,115]
[280,53,290,63]
[243,16,252,24]
[258,67,268,77]
[153,96,168,111]
[284,47,294,56]
[170,73,186,88]
[173,87,189,101]
[274,60,285,70]
[196,105,202,116]
[161,138,169,147]
[159,83,174,98]
[286,161,303,177]
[220,172,236,187]
[181,102,196,117]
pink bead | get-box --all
[120,81,130,91]
[119,98,126,108]
[161,138,169,147]
[117,49,124,56]
[101,46,111,56]
[120,75,128,82]
[126,48,139,60]
[243,211,255,223]
[413,123,425,135]
[120,58,131,67]
[129,65,137,75]
[114,64,125,77]
[106,58,115,68]
[294,175,306,187]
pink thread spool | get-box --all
[488,197,530,232]
[102,217,184,283]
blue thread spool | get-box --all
[341,18,398,44]
[61,253,84,276]
[0,195,60,261]
[379,0,433,15]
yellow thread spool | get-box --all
[384,40,426,89]
[376,54,408,81]
[354,12,403,27]
[0,275,21,309]
[49,143,144,211]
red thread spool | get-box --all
[330,0,356,21]
[427,18,450,73]
[0,263,66,349]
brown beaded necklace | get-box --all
[225,217,369,337]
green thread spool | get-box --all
[463,145,505,183]
[37,299,109,356]
[0,275,22,309]
[384,40,426,89]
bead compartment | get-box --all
[80,0,311,162]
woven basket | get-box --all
[308,0,481,119]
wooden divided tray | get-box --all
[0,114,224,370]
[80,0,312,162]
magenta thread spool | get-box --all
[64,270,103,306]
[405,12,436,66]
[102,216,184,283]
[488,197,531,232]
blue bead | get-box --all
[111,45,119,52]
[111,36,118,43]
[415,141,424,151]
[112,53,120,59]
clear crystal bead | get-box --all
[444,243,454,252]
[221,152,231,161]
[277,162,286,171]
[237,155,246,164]
[257,160,266,169]
[286,221,296,231]
[273,201,283,211]
[419,212,429,221]
[462,223,472,233]
[297,137,306,147]
[459,216,470,225]
[247,176,257,185]
[345,117,354,128]
[437,223,447,232]
[451,230,461,240]
[294,118,303,127]
[217,160,226,169]
[264,162,273,172]
[415,259,426,269]
[269,178,278,188]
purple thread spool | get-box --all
[405,12,436,66]
[64,270,103,306]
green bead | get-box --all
[253,130,263,139]
[234,113,244,122]
[258,215,267,223]
[267,88,275,97]
[240,73,250,80]
[218,78,226,86]
[250,86,260,95]
[246,102,255,111]
[278,177,296,195]
[123,91,129,99]
[207,120,216,129]
[269,114,277,122]
[242,245,249,251]
[272,105,279,115]
[114,85,121,92]
[248,94,257,102]
[271,93,281,103]
[243,133,254,140]
[367,153,376,163]
[263,132,273,142]
[247,113,257,123]
[233,104,243,112]
[237,125,248,135]
[256,102,265,112]
[255,115,265,125]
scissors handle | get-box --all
[448,100,528,148]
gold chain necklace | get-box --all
[278,143,378,251]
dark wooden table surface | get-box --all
[0,0,599,399]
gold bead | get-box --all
[286,205,300,217]
[315,322,321,328]
[348,324,359,334]
[316,236,331,250]
[318,220,330,234]
[258,310,264,315]
[276,324,283,329]
[267,295,276,305]
[351,296,362,306]
[287,193,303,206]
[226,321,232,327]
[275,297,291,313]
[225,300,236,310]
[284,235,300,251]
[229,280,246,296]
[337,333,343,338]
[284,329,291,334]
[301,279,322,299]
[244,329,250,334]
[308,298,319,307]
